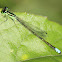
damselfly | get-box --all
[1,7,61,54]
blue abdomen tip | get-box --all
[55,48,61,54]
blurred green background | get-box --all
[0,0,62,25]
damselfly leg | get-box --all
[0,14,8,25]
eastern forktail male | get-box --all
[1,7,61,54]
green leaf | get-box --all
[22,55,62,62]
[0,9,62,62]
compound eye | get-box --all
[5,7,8,11]
[2,9,6,13]
[5,7,8,9]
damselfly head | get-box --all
[1,7,8,14]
